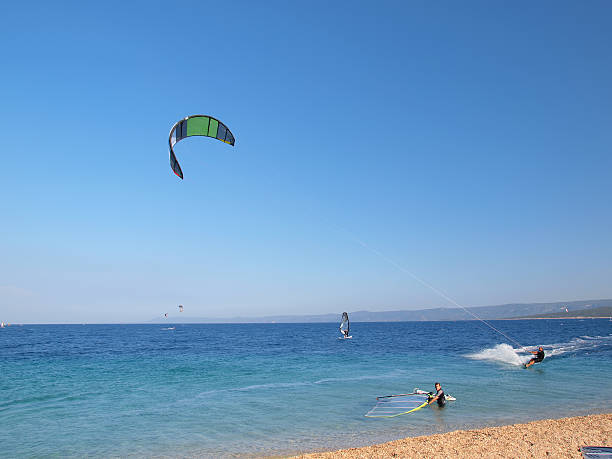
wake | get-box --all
[465,334,612,366]
[466,343,527,366]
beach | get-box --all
[293,414,612,458]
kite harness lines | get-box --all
[343,231,525,350]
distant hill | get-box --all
[514,306,612,319]
[151,299,612,323]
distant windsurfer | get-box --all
[525,346,545,368]
[340,312,350,338]
[427,382,446,407]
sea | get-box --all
[1,319,611,458]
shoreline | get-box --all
[291,413,611,458]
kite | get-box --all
[168,115,235,179]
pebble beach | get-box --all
[293,414,612,459]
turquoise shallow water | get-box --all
[1,320,611,457]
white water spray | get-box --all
[466,335,612,366]
[466,343,528,366]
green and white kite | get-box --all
[168,115,235,179]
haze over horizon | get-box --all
[1,1,611,324]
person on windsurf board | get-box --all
[525,346,545,368]
[339,312,350,338]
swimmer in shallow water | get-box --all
[427,382,446,407]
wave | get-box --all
[194,371,406,398]
[313,370,406,385]
[539,334,612,357]
[465,334,612,366]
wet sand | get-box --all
[292,413,611,458]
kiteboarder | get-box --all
[525,346,545,368]
[427,382,446,407]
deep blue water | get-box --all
[1,320,611,457]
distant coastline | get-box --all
[501,316,610,320]
[149,299,612,324]
[508,305,612,320]
[6,300,611,325]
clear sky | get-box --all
[1,1,611,323]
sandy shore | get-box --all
[292,413,611,458]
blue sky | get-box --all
[1,1,611,323]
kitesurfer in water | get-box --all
[342,329,349,337]
[427,382,446,407]
[525,346,545,368]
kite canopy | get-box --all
[168,115,235,179]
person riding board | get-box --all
[427,382,446,407]
[525,346,545,368]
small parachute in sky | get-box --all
[178,305,184,313]
[168,115,235,179]
[164,313,168,318]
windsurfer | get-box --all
[427,382,446,407]
[340,312,350,338]
[525,346,545,368]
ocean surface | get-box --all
[1,319,611,458]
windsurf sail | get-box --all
[365,393,429,418]
[340,312,349,336]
